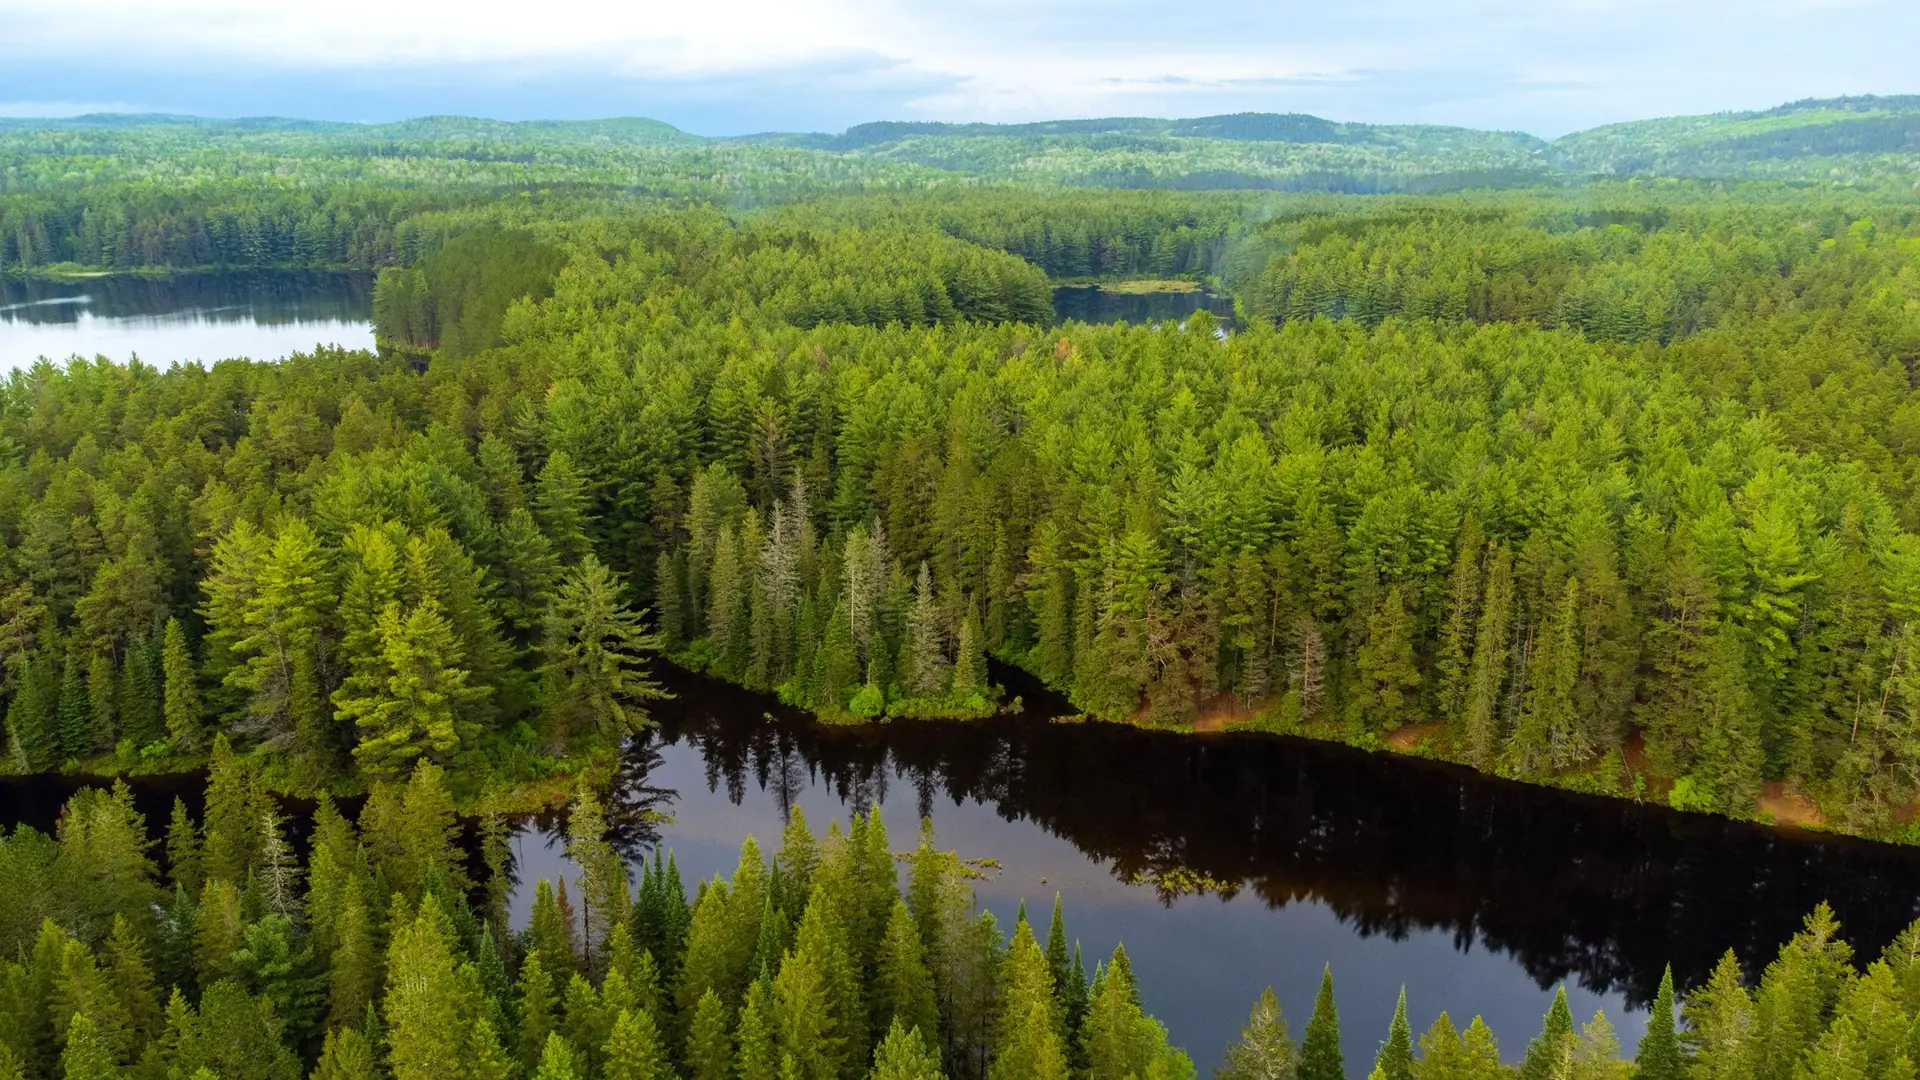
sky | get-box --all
[1,0,1916,139]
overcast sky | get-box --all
[1,0,1915,138]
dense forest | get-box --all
[6,186,1920,834]
[3,764,1920,1080]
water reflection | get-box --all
[0,272,374,370]
[1051,284,1236,328]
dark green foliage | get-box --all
[1299,967,1343,1080]
[1635,967,1683,1080]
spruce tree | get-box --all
[165,798,202,895]
[1634,966,1683,1080]
[737,978,780,1080]
[1518,987,1574,1080]
[312,1027,381,1080]
[1299,966,1343,1080]
[518,949,560,1073]
[990,918,1062,1080]
[874,899,939,1053]
[1375,986,1413,1080]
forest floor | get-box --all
[1758,782,1828,829]
[1187,692,1249,732]
[1386,721,1446,751]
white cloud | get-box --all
[0,0,1915,133]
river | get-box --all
[7,272,1920,1075]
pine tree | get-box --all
[870,1018,942,1080]
[337,599,485,776]
[58,1012,119,1080]
[383,897,466,1080]
[536,450,595,565]
[874,899,939,1054]
[312,1027,381,1080]
[1460,545,1514,767]
[903,563,948,699]
[1376,986,1413,1080]
[534,1032,584,1080]
[1219,987,1294,1080]
[56,649,89,759]
[1435,525,1484,724]
[737,978,780,1080]
[1519,987,1574,1080]
[604,1008,674,1080]
[519,949,560,1073]
[6,649,59,772]
[1508,578,1584,777]
[103,915,162,1058]
[1634,967,1683,1080]
[165,798,203,895]
[541,555,665,744]
[86,650,115,752]
[687,989,734,1080]
[1350,587,1420,733]
[1299,966,1343,1080]
[990,917,1063,1080]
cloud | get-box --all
[0,0,1915,135]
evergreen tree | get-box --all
[1218,987,1295,1080]
[1350,587,1420,733]
[687,989,734,1080]
[1519,987,1574,1080]
[990,918,1063,1080]
[312,1027,381,1080]
[1376,986,1413,1080]
[541,555,666,744]
[869,1018,942,1080]
[1459,544,1514,768]
[534,1032,584,1080]
[737,978,780,1080]
[1633,967,1683,1080]
[1298,966,1343,1080]
[604,1008,675,1080]
[874,899,939,1055]
[165,798,203,895]
[337,599,486,776]
[383,897,465,1080]
[519,949,561,1073]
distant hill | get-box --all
[1549,95,1920,181]
[7,97,1919,190]
[0,113,703,146]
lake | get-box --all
[498,665,1920,1075]
[1052,283,1236,329]
[0,274,1220,376]
[0,272,375,372]
[8,271,1920,1075]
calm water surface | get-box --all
[0,272,374,371]
[500,666,1920,1075]
[1051,284,1236,328]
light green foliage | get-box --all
[1218,987,1295,1080]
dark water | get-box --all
[1052,284,1236,328]
[501,665,1920,1074]
[0,272,374,371]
